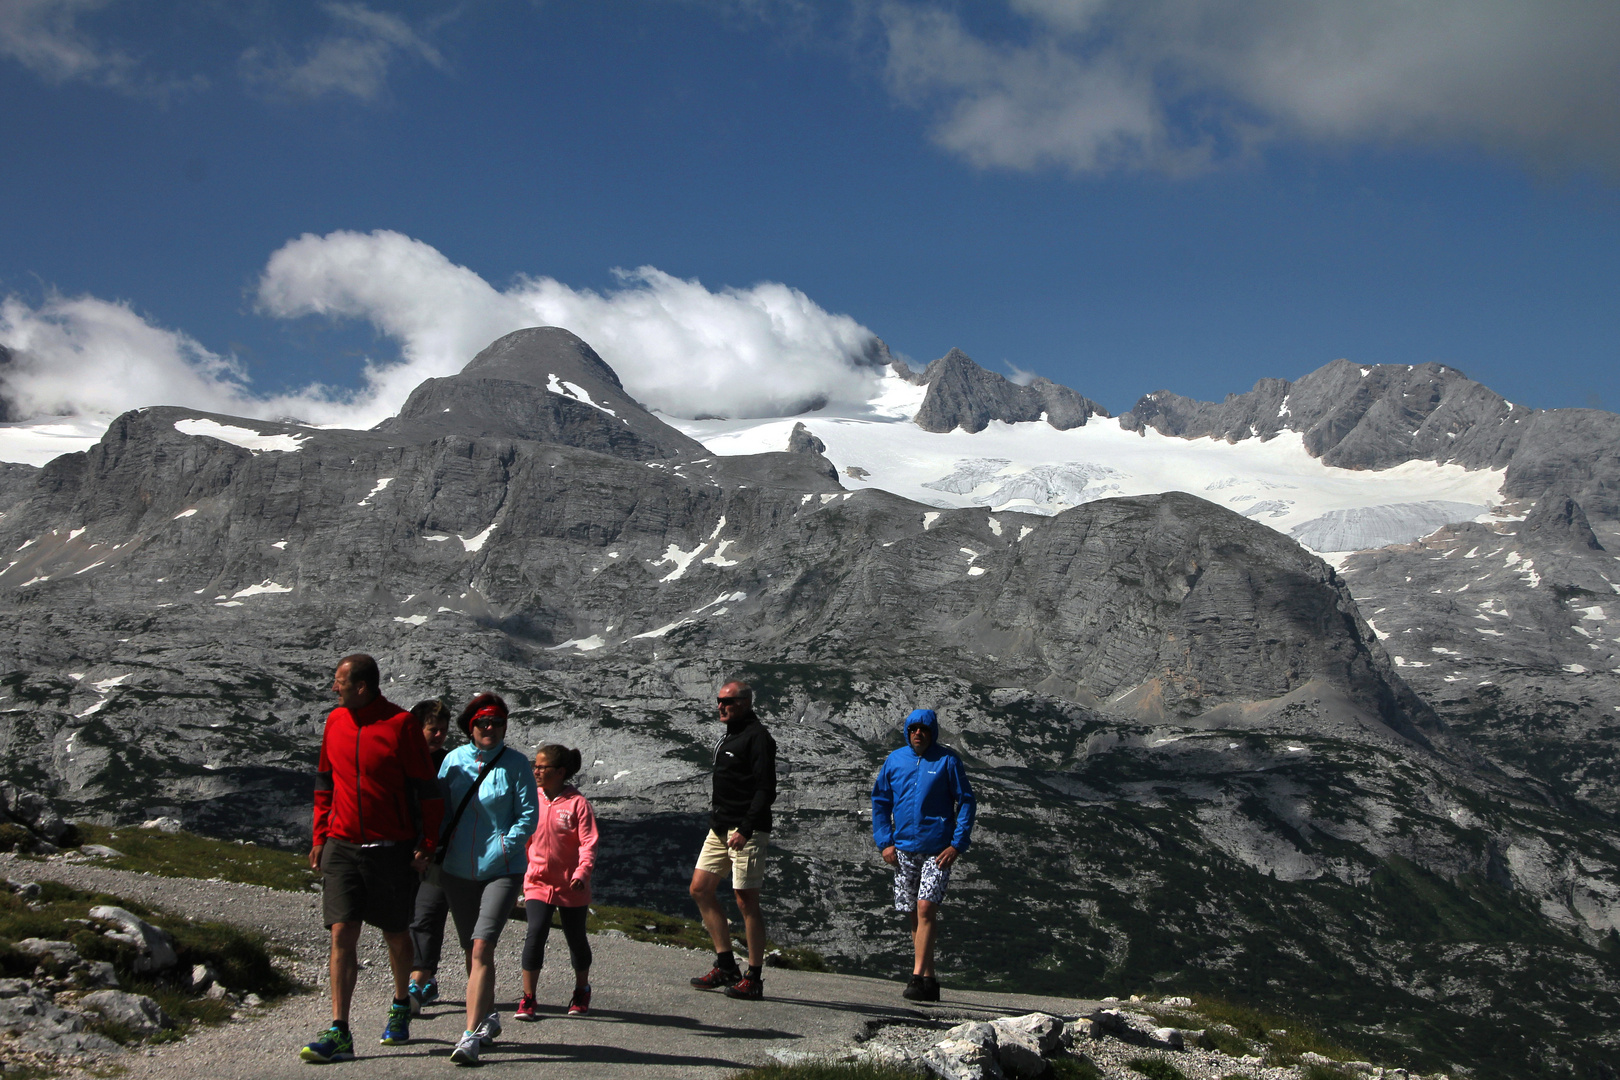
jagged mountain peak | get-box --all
[1121,357,1620,518]
[1521,489,1605,551]
[906,346,1109,434]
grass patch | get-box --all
[1126,1057,1188,1080]
[585,905,714,951]
[583,905,827,969]
[0,879,299,1044]
[1185,994,1361,1066]
[0,1054,59,1080]
[1052,1057,1105,1080]
[74,824,319,892]
[1300,1067,1355,1080]
[726,1065,920,1080]
[1198,1028,1252,1057]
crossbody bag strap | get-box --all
[433,747,509,865]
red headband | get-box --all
[472,705,505,723]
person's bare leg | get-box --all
[689,868,732,954]
[329,922,363,1022]
[383,930,413,1001]
[575,966,590,989]
[522,967,538,997]
[734,887,766,968]
[465,939,497,1032]
[913,899,939,977]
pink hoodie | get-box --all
[523,785,598,907]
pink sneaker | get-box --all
[514,993,539,1022]
[567,986,591,1016]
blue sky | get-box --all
[1,0,1617,427]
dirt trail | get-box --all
[13,857,1101,1078]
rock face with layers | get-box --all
[904,348,1109,433]
[1120,358,1620,515]
[1,327,1619,1078]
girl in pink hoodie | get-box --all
[515,744,598,1019]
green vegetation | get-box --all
[1126,1057,1188,1080]
[1051,1057,1105,1080]
[1183,995,1361,1066]
[583,905,713,951]
[1198,1028,1252,1057]
[0,879,299,1047]
[1301,1065,1356,1080]
[581,904,826,969]
[72,824,320,892]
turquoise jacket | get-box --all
[439,741,538,881]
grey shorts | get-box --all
[320,840,416,932]
[893,850,952,911]
[441,872,523,953]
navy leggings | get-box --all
[521,901,592,973]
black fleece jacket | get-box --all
[709,712,777,839]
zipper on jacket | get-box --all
[354,723,363,844]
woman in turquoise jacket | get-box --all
[870,708,975,1003]
[438,692,537,1065]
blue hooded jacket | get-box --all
[871,709,976,855]
[439,740,538,882]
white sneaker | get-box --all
[472,1011,501,1046]
[450,1031,480,1065]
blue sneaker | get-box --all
[407,979,438,1015]
[379,1003,410,1045]
[300,1024,355,1063]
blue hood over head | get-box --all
[903,708,938,743]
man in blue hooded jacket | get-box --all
[870,708,976,1002]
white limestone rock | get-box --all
[88,906,177,972]
[77,990,173,1035]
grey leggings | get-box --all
[441,872,523,952]
[521,901,592,973]
[409,878,449,973]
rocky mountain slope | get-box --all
[1119,359,1620,516]
[0,328,1617,1077]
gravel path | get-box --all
[10,855,1105,1079]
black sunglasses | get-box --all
[718,695,748,705]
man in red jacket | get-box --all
[300,654,444,1064]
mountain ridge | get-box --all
[0,327,1618,1076]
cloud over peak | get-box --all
[0,231,886,432]
[257,230,886,422]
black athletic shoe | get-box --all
[691,965,741,990]
[921,976,941,1002]
[723,974,763,1000]
[902,975,927,1001]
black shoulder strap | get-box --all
[434,747,509,865]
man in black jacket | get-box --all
[688,680,777,1000]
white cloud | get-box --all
[0,231,885,429]
[240,2,443,102]
[1002,361,1037,386]
[256,229,884,422]
[0,0,202,96]
[0,293,252,419]
[882,0,1620,175]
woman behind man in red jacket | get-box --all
[515,744,598,1019]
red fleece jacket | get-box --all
[312,695,444,849]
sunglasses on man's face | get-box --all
[718,696,747,706]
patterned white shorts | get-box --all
[892,850,952,911]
